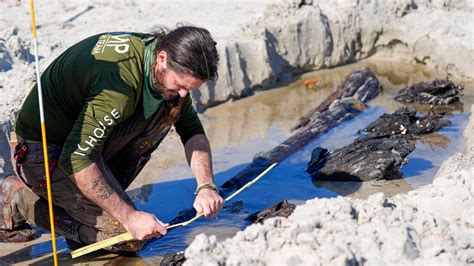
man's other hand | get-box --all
[123,211,168,240]
[193,188,224,218]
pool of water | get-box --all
[10,59,473,264]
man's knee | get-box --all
[78,225,145,253]
[1,174,29,230]
[0,174,36,242]
[11,185,43,228]
[11,187,83,243]
[107,239,145,254]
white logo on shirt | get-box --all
[73,109,121,157]
[91,34,130,55]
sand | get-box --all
[1,0,473,265]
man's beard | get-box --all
[155,68,180,106]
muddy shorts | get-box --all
[12,141,143,252]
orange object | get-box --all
[29,0,58,265]
[304,79,318,89]
[351,101,366,111]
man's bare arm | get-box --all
[69,163,134,224]
[185,134,223,217]
[69,163,167,240]
[184,134,214,186]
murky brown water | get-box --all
[204,58,472,145]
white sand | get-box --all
[1,0,473,264]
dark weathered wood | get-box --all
[246,200,296,224]
[160,252,186,266]
[307,107,451,182]
[168,69,380,225]
[307,134,416,181]
[394,79,463,105]
[294,68,381,130]
[365,107,451,136]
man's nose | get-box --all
[178,88,188,98]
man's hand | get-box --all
[123,211,168,240]
[193,188,224,218]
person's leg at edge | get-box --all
[0,173,35,242]
[5,142,144,253]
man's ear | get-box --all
[157,51,168,69]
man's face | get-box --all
[154,51,205,102]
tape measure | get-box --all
[71,163,278,258]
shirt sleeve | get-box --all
[58,72,137,176]
[174,95,205,145]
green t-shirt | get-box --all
[15,32,205,176]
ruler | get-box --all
[71,163,278,258]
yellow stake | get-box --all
[29,1,58,265]
[71,163,278,259]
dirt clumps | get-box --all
[160,251,185,266]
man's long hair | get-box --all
[149,24,219,131]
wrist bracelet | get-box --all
[194,183,219,196]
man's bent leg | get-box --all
[18,142,144,252]
[13,187,142,253]
[0,173,35,242]
[12,186,81,242]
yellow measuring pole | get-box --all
[29,1,58,265]
[71,163,278,258]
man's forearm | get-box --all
[186,134,223,218]
[184,134,214,186]
[69,163,135,225]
